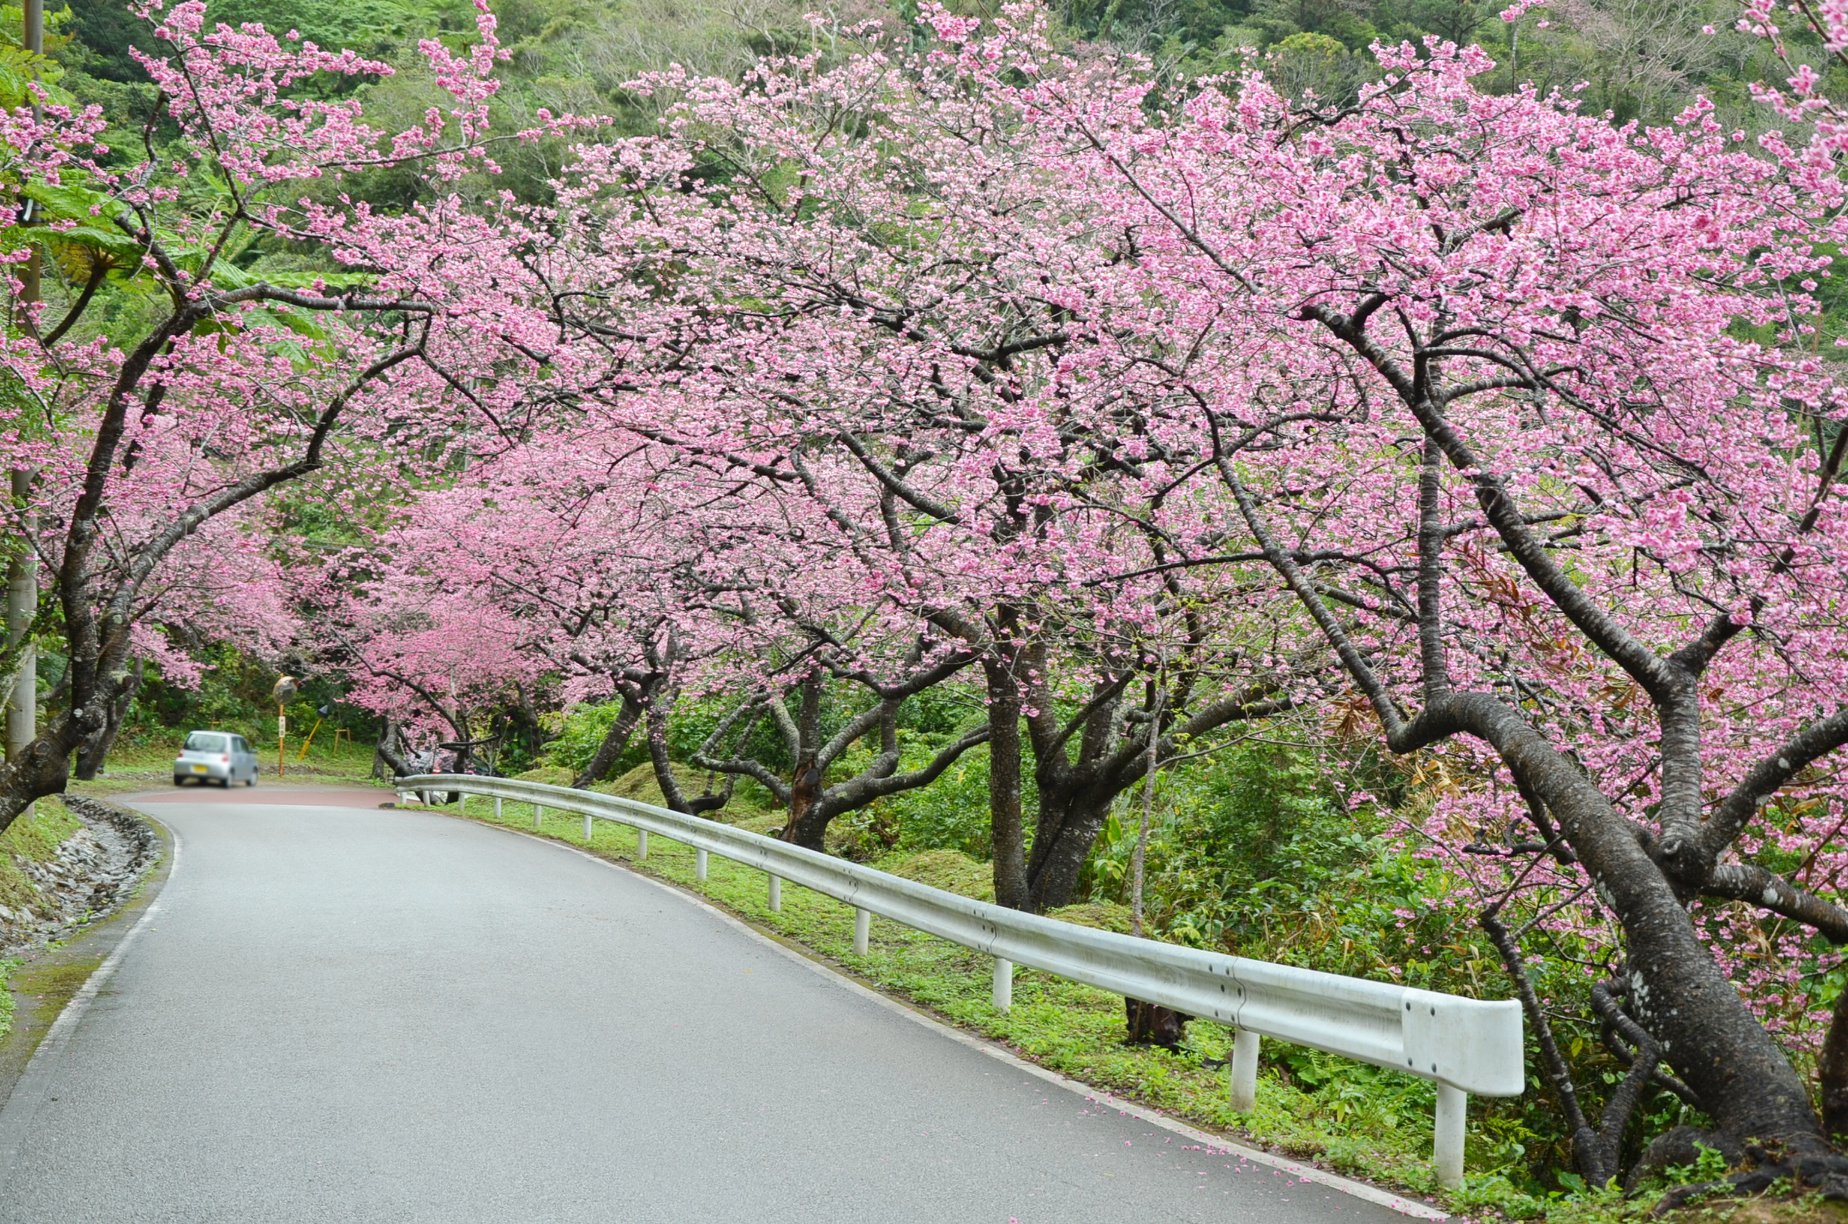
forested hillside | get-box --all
[62,0,1813,173]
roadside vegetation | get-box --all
[437,745,1830,1221]
[0,803,83,1044]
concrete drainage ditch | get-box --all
[0,798,159,957]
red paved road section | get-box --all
[130,784,394,807]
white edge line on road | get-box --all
[466,815,1449,1222]
[0,819,181,1176]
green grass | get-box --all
[445,792,1458,1204]
[0,955,14,1046]
[0,801,82,916]
[0,801,87,1047]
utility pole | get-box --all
[6,0,42,771]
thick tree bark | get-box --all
[373,718,412,779]
[1124,998,1189,1049]
[986,661,1030,910]
[783,755,826,848]
[1025,787,1114,911]
[1447,691,1829,1161]
[1820,984,1848,1142]
[0,710,86,834]
[573,691,645,789]
[74,657,142,781]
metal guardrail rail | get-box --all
[400,773,1524,1185]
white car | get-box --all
[173,730,259,787]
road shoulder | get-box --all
[0,805,172,1120]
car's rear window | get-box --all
[184,733,228,752]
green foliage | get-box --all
[881,848,994,900]
[0,955,14,1046]
[1083,743,1405,960]
[0,798,79,861]
[0,800,82,919]
[66,0,471,83]
[542,699,637,778]
[872,740,999,858]
[119,643,368,754]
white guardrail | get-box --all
[399,773,1523,1186]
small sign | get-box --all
[278,715,287,735]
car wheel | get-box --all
[173,777,184,787]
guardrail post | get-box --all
[636,830,648,860]
[1434,1084,1466,1187]
[768,875,782,912]
[583,811,593,843]
[533,803,544,829]
[493,796,502,819]
[993,958,1013,1012]
[458,792,468,813]
[696,849,708,881]
[1229,1028,1260,1112]
[853,907,870,955]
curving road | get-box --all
[0,790,1432,1222]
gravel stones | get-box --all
[0,798,157,956]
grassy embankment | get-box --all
[0,801,84,1045]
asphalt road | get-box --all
[0,790,1430,1222]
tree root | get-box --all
[1647,1139,1848,1215]
[1628,1127,1741,1195]
[1124,998,1190,1049]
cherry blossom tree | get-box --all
[528,29,1317,905]
[529,0,1848,1185]
[974,9,1848,1188]
[95,0,1848,1189]
[0,0,570,827]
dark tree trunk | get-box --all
[74,657,142,780]
[986,662,1030,910]
[648,704,731,817]
[782,755,826,849]
[1025,787,1114,912]
[1457,694,1830,1162]
[373,718,412,779]
[573,691,644,789]
[1124,999,1189,1049]
[0,711,85,836]
[647,705,693,814]
[1820,982,1848,1142]
[1021,667,1136,913]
